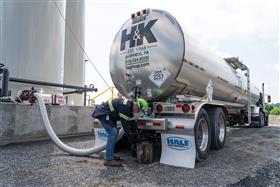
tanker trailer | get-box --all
[104,9,269,168]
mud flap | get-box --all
[94,127,108,146]
[160,118,196,168]
[93,119,108,148]
[93,120,124,148]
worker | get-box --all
[92,97,148,167]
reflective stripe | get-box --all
[119,113,130,121]
[123,99,128,104]
[108,100,114,111]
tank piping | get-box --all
[33,92,125,156]
[0,64,9,97]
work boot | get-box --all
[114,155,122,161]
[104,159,122,167]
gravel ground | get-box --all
[0,124,279,187]
[229,160,280,187]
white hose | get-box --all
[34,92,125,156]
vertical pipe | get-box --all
[262,83,265,107]
[1,68,9,97]
[247,69,251,125]
[0,0,3,65]
[83,85,87,106]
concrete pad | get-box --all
[0,103,95,145]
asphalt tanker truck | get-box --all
[96,8,270,168]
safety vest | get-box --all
[108,99,131,121]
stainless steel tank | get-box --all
[64,0,85,106]
[110,9,260,105]
[0,0,66,95]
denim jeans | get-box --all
[99,117,119,160]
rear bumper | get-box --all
[137,117,195,136]
[137,118,168,131]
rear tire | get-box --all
[195,108,211,161]
[265,114,269,126]
[256,112,265,128]
[208,108,226,150]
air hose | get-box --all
[33,92,125,156]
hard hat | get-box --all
[136,98,148,112]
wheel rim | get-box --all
[218,114,225,142]
[197,118,209,152]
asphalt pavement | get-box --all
[1,124,280,186]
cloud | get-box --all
[85,0,279,102]
[160,0,279,44]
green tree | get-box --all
[270,108,280,115]
[265,104,274,113]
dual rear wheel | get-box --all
[195,107,226,160]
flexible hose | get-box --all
[33,92,125,156]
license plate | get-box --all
[164,106,174,111]
[146,122,153,127]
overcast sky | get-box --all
[85,0,279,103]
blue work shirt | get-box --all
[92,98,136,132]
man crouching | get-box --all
[92,97,148,167]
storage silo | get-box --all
[0,0,66,95]
[63,0,85,106]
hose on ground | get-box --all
[33,92,125,156]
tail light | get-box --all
[138,120,145,126]
[175,104,182,108]
[156,104,163,113]
[153,122,161,126]
[176,125,185,129]
[182,104,190,113]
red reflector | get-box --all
[176,104,182,108]
[138,121,145,126]
[182,104,190,113]
[156,104,163,113]
[153,122,161,126]
[176,125,184,129]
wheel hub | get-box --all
[197,118,209,152]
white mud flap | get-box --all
[160,118,196,168]
[93,119,108,148]
[93,120,123,147]
[94,128,108,146]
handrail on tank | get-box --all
[89,86,118,105]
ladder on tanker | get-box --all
[224,57,251,125]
